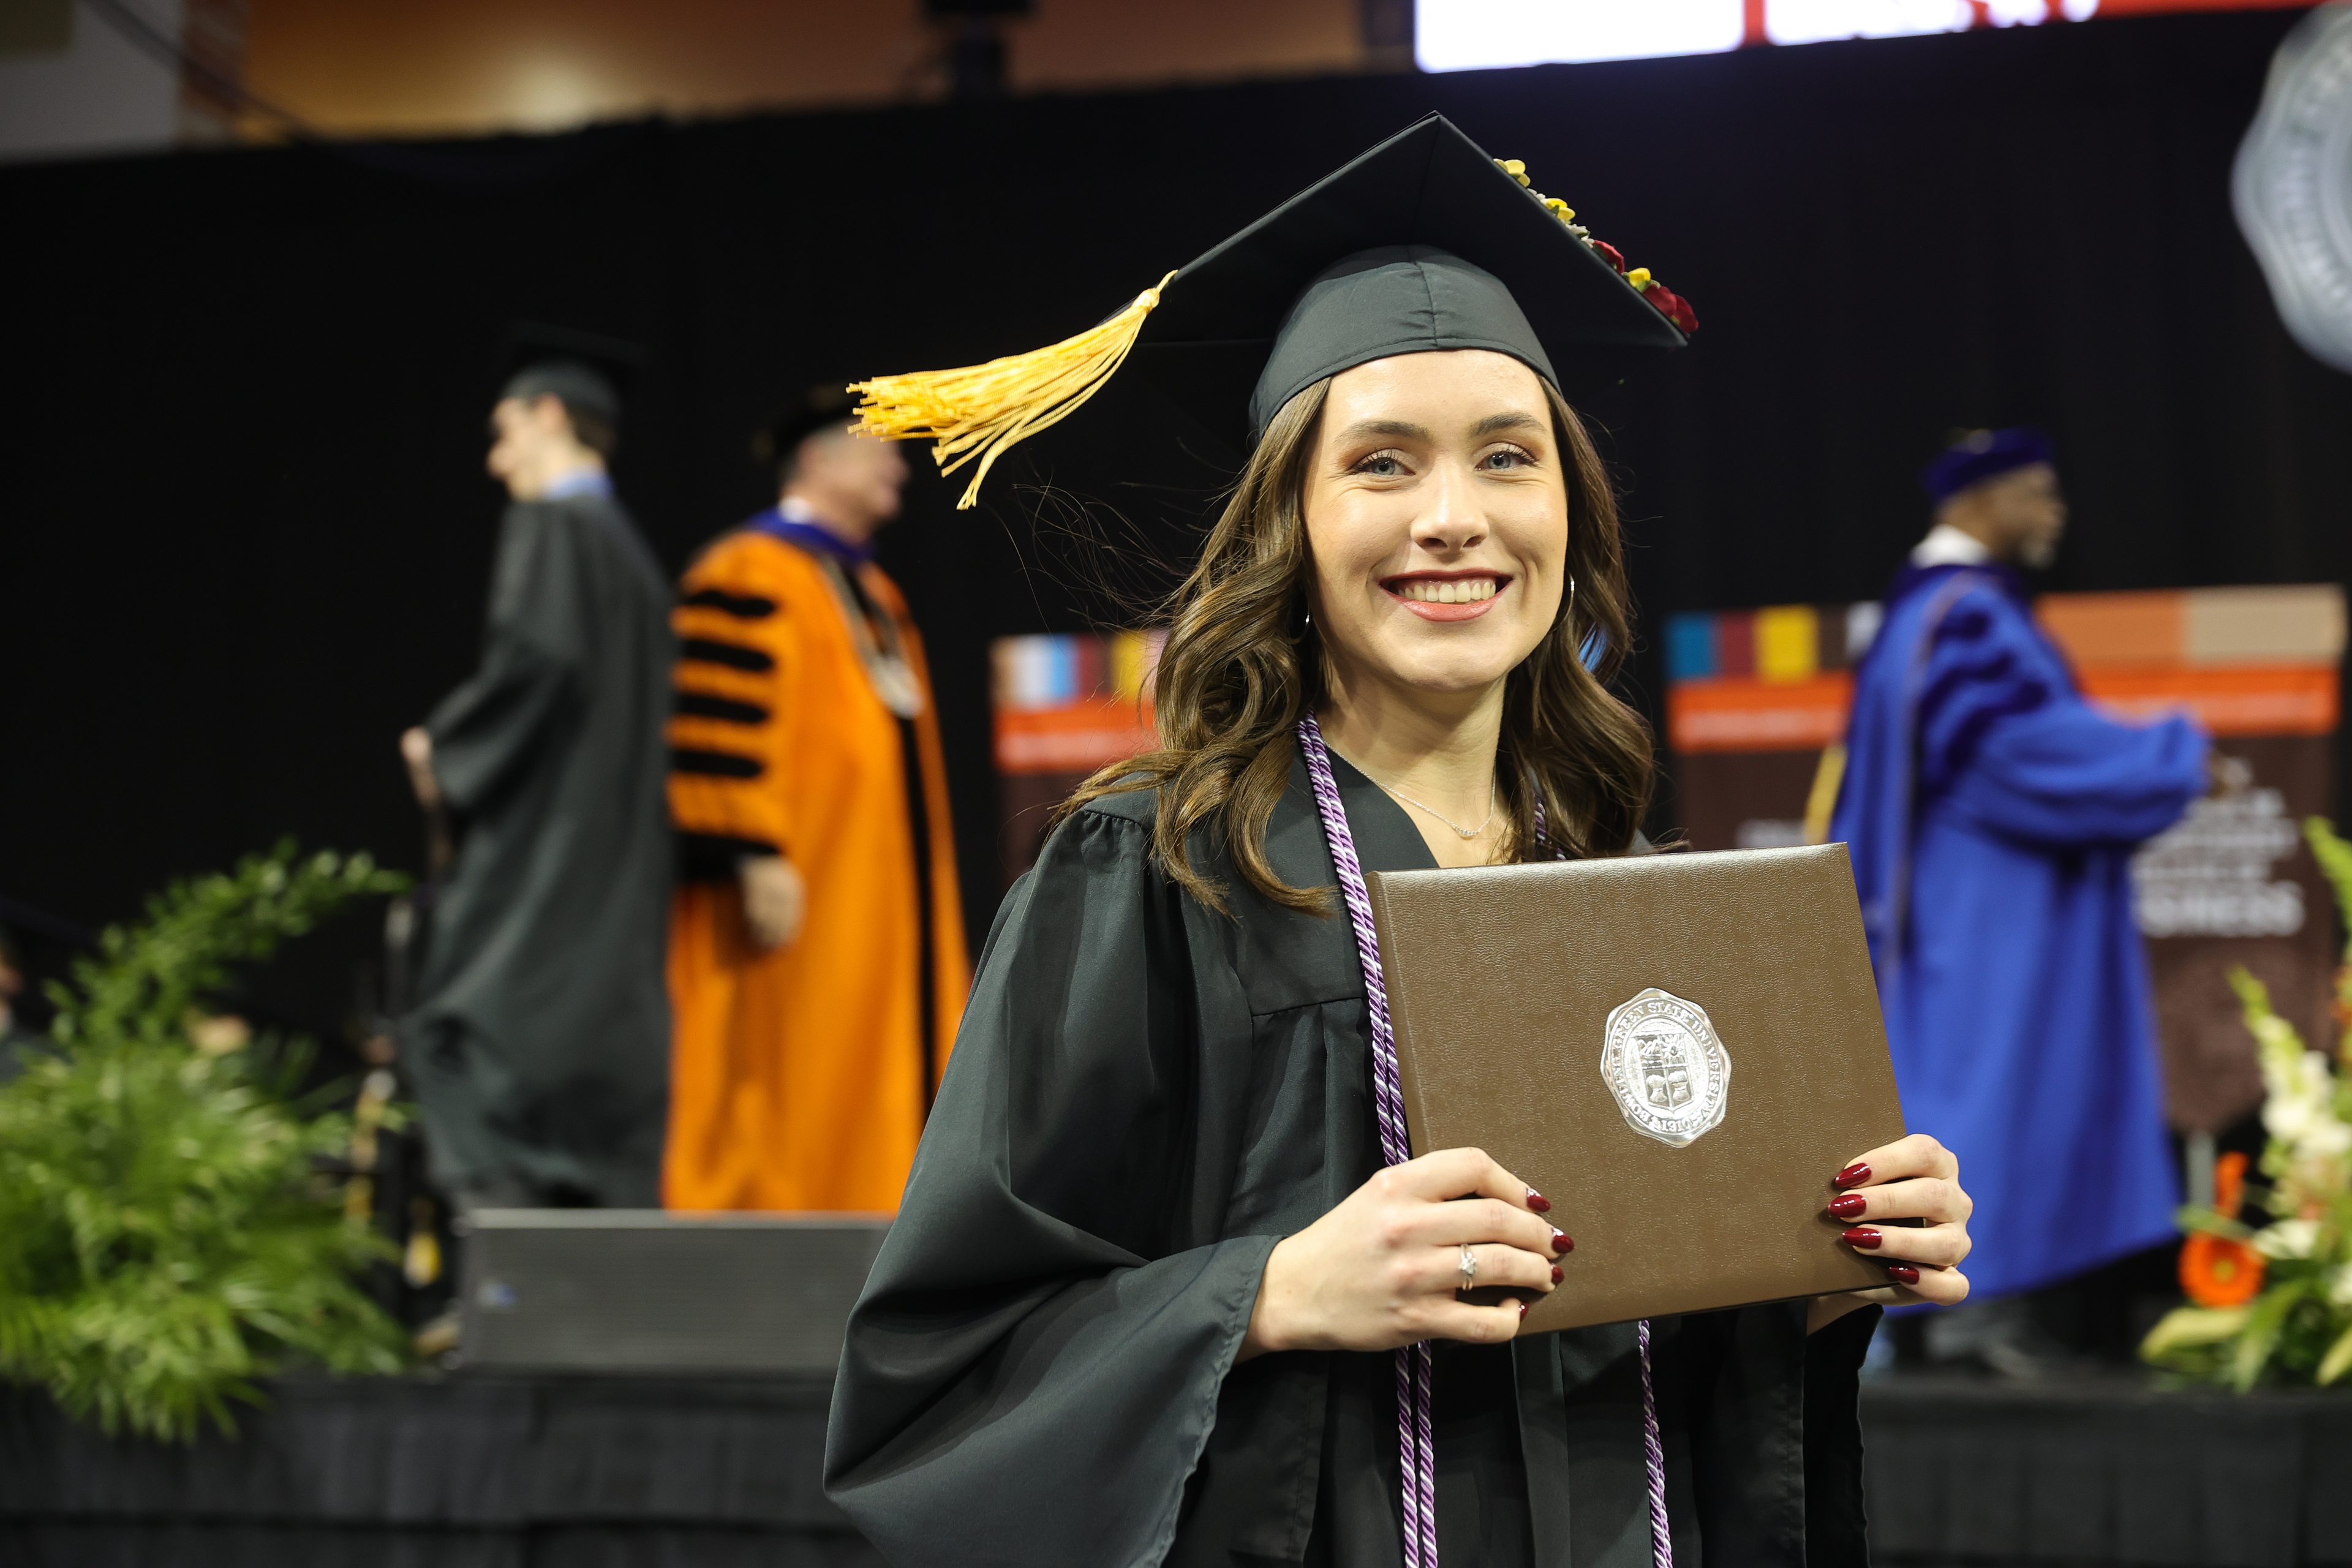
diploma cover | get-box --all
[1365,843,1905,1332]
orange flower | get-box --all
[2180,1232,2266,1307]
[2215,1150,2250,1219]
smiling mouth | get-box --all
[1381,572,1510,620]
[1390,575,1500,604]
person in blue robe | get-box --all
[1830,428,2209,1372]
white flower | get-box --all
[2330,1263,2352,1308]
[2255,1218,2321,1259]
[2307,1118,2352,1160]
[2261,1047,2352,1158]
[2267,1096,2352,1160]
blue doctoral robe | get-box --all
[1830,562,2207,1300]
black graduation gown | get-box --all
[405,489,676,1206]
[824,743,1877,1567]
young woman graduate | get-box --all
[823,115,1979,1568]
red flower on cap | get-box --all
[1494,157,1696,337]
[1645,282,1698,336]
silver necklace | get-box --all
[1376,773,1498,839]
[1324,738,1500,839]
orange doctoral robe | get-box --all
[664,518,968,1212]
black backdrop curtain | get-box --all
[4,10,2346,1020]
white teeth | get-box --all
[1396,577,1499,605]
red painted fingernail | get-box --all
[1550,1263,1564,1284]
[1842,1226,1882,1250]
[1828,1194,1868,1219]
[1526,1187,1552,1214]
[1518,1299,1529,1319]
[1885,1264,1920,1286]
[1552,1229,1573,1254]
[1834,1163,1871,1188]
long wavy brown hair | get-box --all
[1061,373,1655,914]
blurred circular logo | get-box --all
[2234,4,2352,375]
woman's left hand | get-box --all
[1807,1132,1973,1333]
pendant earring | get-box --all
[1566,575,1578,625]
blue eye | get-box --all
[1481,447,1533,470]
[1354,451,1407,477]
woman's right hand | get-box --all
[1238,1147,1568,1359]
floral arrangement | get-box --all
[1494,157,1700,334]
[0,845,412,1439]
[2141,817,2352,1389]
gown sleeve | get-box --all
[1921,587,2207,850]
[425,504,586,816]
[668,540,802,860]
[823,804,1279,1568]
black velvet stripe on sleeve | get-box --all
[677,829,780,881]
[682,586,780,619]
[680,637,774,673]
[671,747,764,779]
[675,690,770,725]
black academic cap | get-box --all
[1141,114,1690,446]
[497,322,643,429]
[851,113,1695,505]
[752,383,860,470]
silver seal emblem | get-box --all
[2234,6,2352,375]
[1600,988,1731,1148]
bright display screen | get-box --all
[1416,0,2290,70]
[1418,0,1749,67]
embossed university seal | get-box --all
[2234,5,2352,375]
[1600,987,1731,1148]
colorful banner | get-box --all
[990,630,1162,880]
[1666,584,2346,1134]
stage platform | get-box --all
[3,1370,2348,1566]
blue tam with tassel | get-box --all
[1921,427,2054,504]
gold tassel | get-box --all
[849,271,1178,509]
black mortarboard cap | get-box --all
[752,383,860,470]
[851,113,1695,507]
[497,322,643,430]
[1139,115,1689,448]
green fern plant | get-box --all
[0,845,413,1439]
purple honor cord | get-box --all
[1295,715,1673,1568]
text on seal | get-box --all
[1600,987,1732,1148]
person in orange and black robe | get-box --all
[665,389,967,1213]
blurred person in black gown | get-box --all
[396,336,675,1207]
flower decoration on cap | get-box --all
[1496,156,1698,336]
